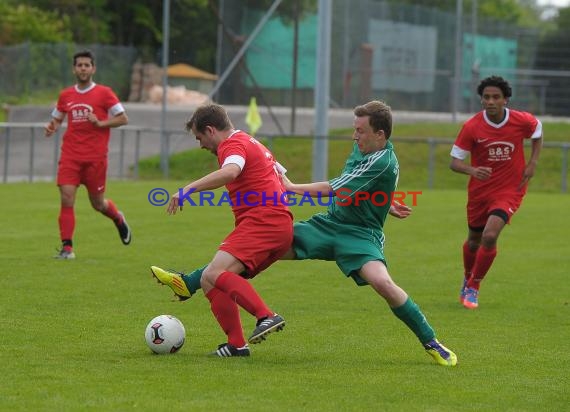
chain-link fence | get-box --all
[0,2,568,117]
[0,43,138,103]
[1,123,568,192]
[215,0,570,117]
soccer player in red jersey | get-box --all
[450,75,543,309]
[151,103,292,357]
[44,50,131,259]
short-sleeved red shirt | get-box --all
[52,83,124,161]
[451,108,542,202]
[217,130,290,218]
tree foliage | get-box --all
[0,0,216,67]
[382,0,542,27]
[0,0,567,76]
[534,6,570,116]
[553,6,570,29]
[169,0,217,70]
[19,0,113,43]
[0,2,73,44]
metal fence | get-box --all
[1,122,568,192]
[1,2,569,123]
[0,43,138,103]
[216,0,570,118]
[0,123,195,183]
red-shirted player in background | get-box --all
[450,75,543,309]
[151,103,292,357]
[44,50,131,259]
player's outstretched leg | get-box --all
[150,266,192,301]
[424,339,458,366]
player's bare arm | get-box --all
[87,112,128,128]
[282,177,332,197]
[167,164,241,215]
[450,157,492,180]
[44,117,63,137]
[519,136,543,190]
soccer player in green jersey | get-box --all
[152,100,457,366]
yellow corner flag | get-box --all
[245,97,262,136]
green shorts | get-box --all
[292,213,386,286]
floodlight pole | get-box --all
[452,0,463,123]
[313,0,332,182]
[160,0,171,177]
[214,0,225,102]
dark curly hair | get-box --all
[73,49,95,66]
[477,76,512,98]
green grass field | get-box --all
[0,181,568,411]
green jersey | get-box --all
[328,141,399,230]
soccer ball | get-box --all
[144,315,186,354]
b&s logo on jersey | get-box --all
[70,103,94,123]
[486,141,515,162]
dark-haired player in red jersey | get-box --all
[45,50,131,259]
[450,75,543,309]
[151,103,292,357]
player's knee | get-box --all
[481,228,500,245]
[202,266,222,284]
[481,232,498,247]
[92,202,105,212]
[60,194,75,206]
[467,240,480,251]
[199,275,214,290]
[368,274,396,295]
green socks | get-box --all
[182,265,253,296]
[182,265,207,295]
[391,297,435,345]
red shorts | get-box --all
[57,158,108,194]
[467,194,524,229]
[220,207,293,278]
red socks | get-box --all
[206,288,246,348]
[205,271,274,348]
[102,199,122,224]
[59,206,75,245]
[467,246,497,290]
[59,199,122,247]
[59,199,122,249]
[214,271,272,319]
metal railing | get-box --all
[0,123,192,183]
[410,137,570,193]
[1,122,569,192]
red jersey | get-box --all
[217,130,290,218]
[52,83,125,161]
[451,108,542,201]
